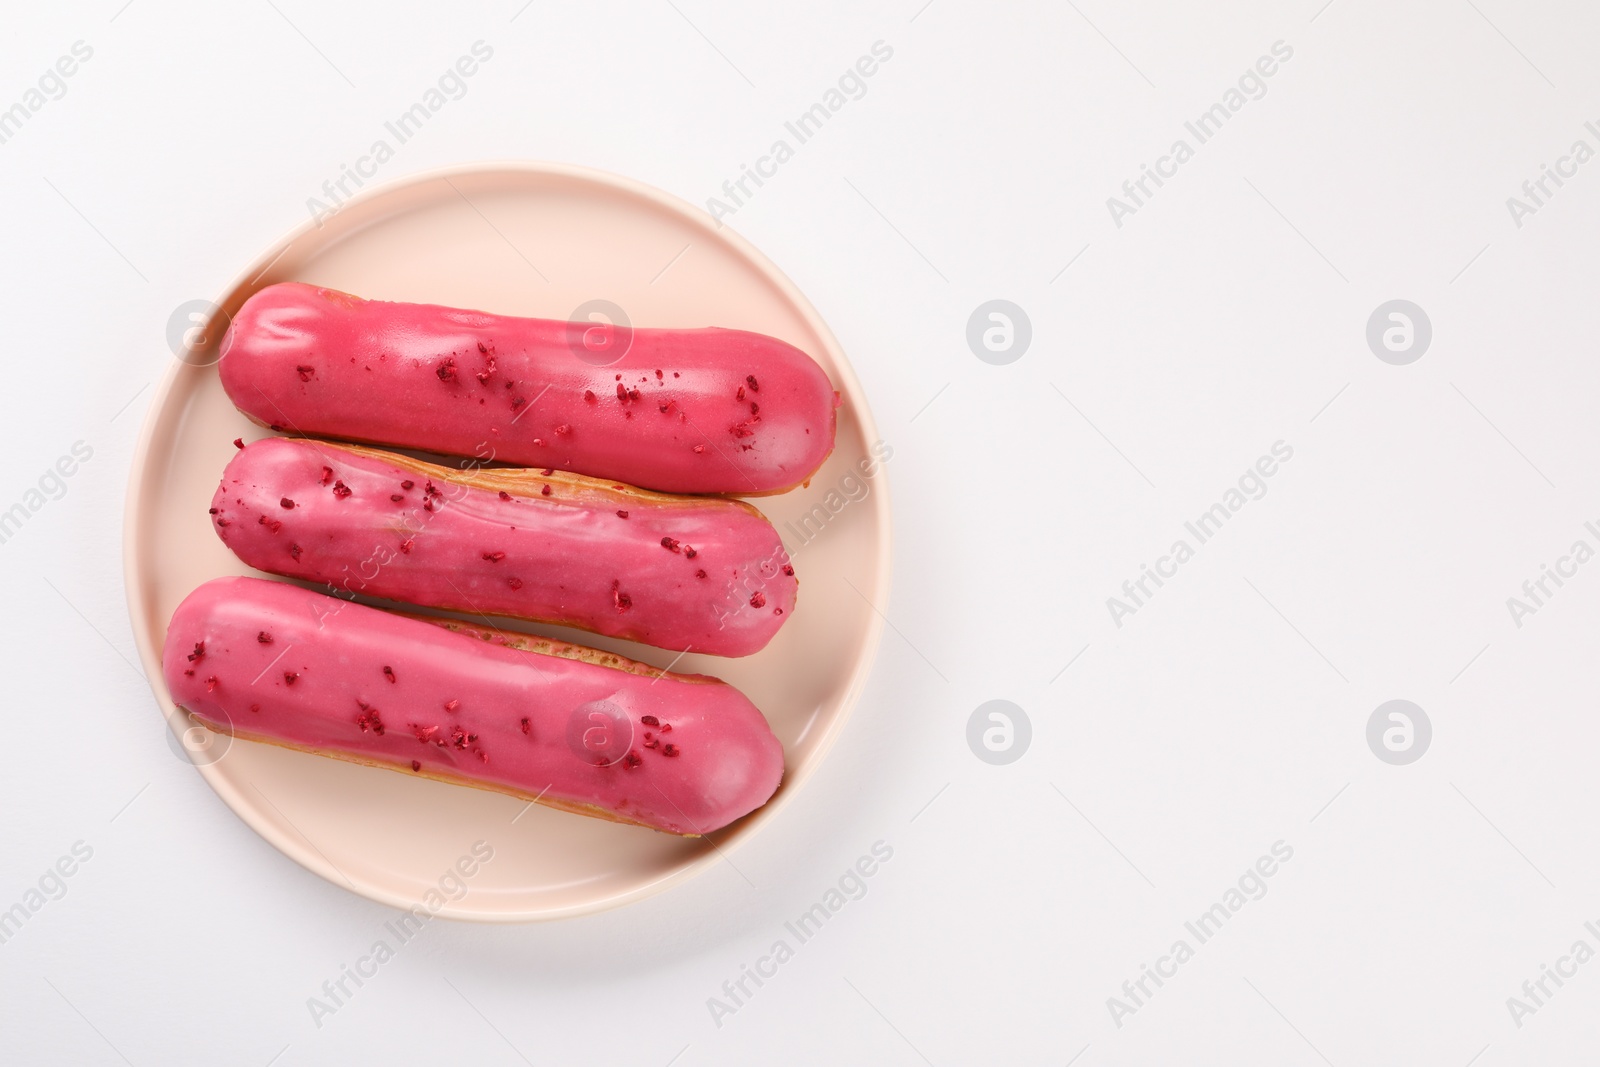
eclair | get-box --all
[218,282,839,494]
[210,437,797,657]
[162,577,785,835]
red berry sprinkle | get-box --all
[660,536,680,553]
[297,365,315,381]
[233,437,244,449]
[412,760,421,772]
[623,751,643,770]
[205,676,219,692]
[436,358,457,381]
[660,722,672,733]
[616,382,628,401]
[782,564,795,576]
[356,705,385,734]
[250,704,260,713]
[684,546,698,559]
[612,581,632,612]
[321,467,334,485]
[483,551,505,562]
[398,538,413,554]
[498,491,512,501]
[542,468,554,476]
[616,510,629,519]
[187,641,206,662]
[655,369,663,379]
[520,717,531,735]
[289,543,302,560]
[257,631,273,644]
[391,494,404,502]
[695,569,707,579]
[644,738,659,749]
[640,715,660,726]
[692,444,705,454]
[383,666,396,683]
[332,481,352,499]
[283,671,298,685]
[555,424,571,435]
[584,389,596,403]
[508,576,523,590]
[746,375,759,392]
[280,497,295,509]
[541,485,551,496]
[736,386,745,401]
[445,699,460,712]
[750,592,766,608]
[401,480,414,490]
[662,743,679,757]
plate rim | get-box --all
[121,158,893,922]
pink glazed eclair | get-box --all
[163,577,785,835]
[210,438,797,657]
[218,283,839,495]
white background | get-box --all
[4,1,1599,1064]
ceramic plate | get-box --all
[123,162,890,921]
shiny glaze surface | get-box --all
[211,438,797,656]
[219,283,838,494]
[163,577,785,835]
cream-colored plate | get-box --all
[123,162,890,921]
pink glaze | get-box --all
[218,283,839,494]
[163,577,785,834]
[210,438,797,657]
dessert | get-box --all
[218,282,839,494]
[163,576,786,835]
